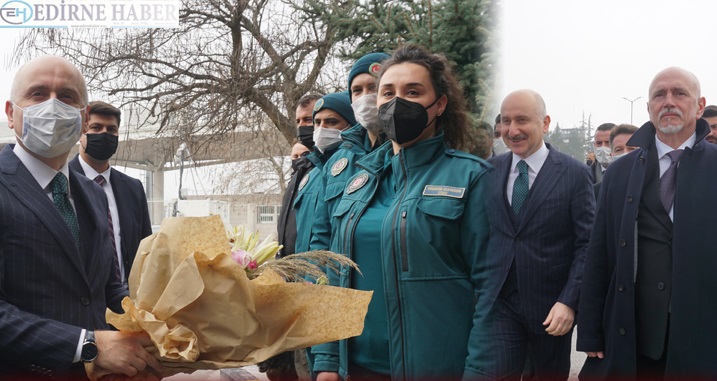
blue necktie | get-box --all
[52,173,80,248]
[512,160,529,214]
[659,149,684,213]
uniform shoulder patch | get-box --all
[331,158,349,177]
[298,172,310,191]
[422,185,465,199]
[346,173,369,194]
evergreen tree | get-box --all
[301,0,494,112]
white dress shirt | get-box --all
[506,142,550,205]
[13,144,74,207]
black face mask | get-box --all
[84,132,119,161]
[378,97,439,144]
[291,158,301,172]
[297,125,314,149]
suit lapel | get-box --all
[517,147,567,233]
[490,154,515,230]
[0,148,88,283]
[642,145,672,231]
[70,170,104,286]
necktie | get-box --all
[512,160,529,214]
[52,173,80,248]
[659,149,684,213]
[94,175,122,284]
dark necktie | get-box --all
[94,175,122,283]
[659,149,684,213]
[512,160,529,214]
[52,173,80,248]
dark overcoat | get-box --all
[577,119,717,379]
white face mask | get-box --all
[351,93,382,134]
[313,127,344,153]
[594,146,613,167]
[14,98,83,158]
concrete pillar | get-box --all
[147,168,165,225]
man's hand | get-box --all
[91,331,162,377]
[316,372,341,381]
[585,351,604,359]
[542,302,575,336]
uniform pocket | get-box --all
[416,197,465,220]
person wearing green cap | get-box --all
[292,91,356,255]
[309,52,390,252]
[312,45,492,381]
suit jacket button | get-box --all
[627,195,633,203]
[618,328,626,335]
[657,282,665,291]
[619,239,627,247]
[618,284,625,292]
[81,297,90,306]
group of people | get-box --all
[278,47,717,381]
[2,46,717,381]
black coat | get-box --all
[577,119,717,379]
[277,153,313,258]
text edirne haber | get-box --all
[31,2,178,22]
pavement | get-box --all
[165,366,269,381]
[164,336,586,381]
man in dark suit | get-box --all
[479,89,595,380]
[69,101,153,289]
[276,93,322,258]
[0,56,160,379]
[578,68,717,379]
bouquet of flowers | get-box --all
[227,225,357,284]
[93,216,371,380]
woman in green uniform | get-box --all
[312,45,492,381]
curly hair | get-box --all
[378,44,472,151]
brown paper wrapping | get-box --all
[103,215,371,377]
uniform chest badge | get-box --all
[346,173,369,194]
[331,158,349,177]
[298,173,310,191]
[422,185,466,198]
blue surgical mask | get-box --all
[14,98,83,158]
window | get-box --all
[257,205,278,224]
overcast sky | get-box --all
[497,0,717,130]
[5,1,717,128]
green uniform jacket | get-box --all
[312,133,493,381]
[309,124,374,251]
[293,142,340,253]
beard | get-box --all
[657,107,684,134]
[658,123,683,134]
